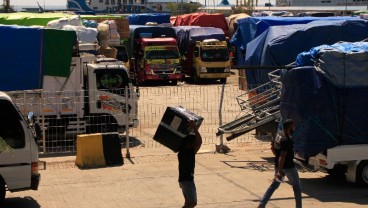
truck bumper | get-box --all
[31,173,40,190]
[199,73,230,79]
[145,74,183,81]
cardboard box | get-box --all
[153,106,203,152]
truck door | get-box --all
[0,100,32,190]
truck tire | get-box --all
[0,178,5,203]
[193,73,201,84]
[220,78,227,84]
[356,161,368,187]
[171,80,178,86]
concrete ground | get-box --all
[4,142,368,208]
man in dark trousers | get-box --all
[178,120,202,208]
[258,119,302,208]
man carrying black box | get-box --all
[178,119,202,208]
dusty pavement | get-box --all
[4,141,368,208]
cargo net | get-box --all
[217,69,282,141]
[6,88,137,154]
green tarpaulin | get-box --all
[0,13,72,26]
[44,29,76,77]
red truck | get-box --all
[128,26,183,85]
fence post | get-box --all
[216,83,230,153]
[41,90,46,154]
[125,87,130,158]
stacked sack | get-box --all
[46,15,81,29]
[46,16,99,54]
[62,25,98,54]
[97,20,120,58]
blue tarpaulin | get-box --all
[230,16,359,67]
[244,20,368,89]
[0,25,75,91]
[174,26,226,54]
[281,41,368,156]
[127,13,170,25]
[0,25,43,91]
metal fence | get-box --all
[9,84,270,154]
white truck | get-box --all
[7,53,139,141]
[307,145,368,186]
[0,91,40,202]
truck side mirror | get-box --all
[27,112,41,142]
[194,50,199,58]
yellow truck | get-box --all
[175,27,231,84]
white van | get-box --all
[0,91,40,202]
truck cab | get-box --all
[85,57,139,133]
[135,37,183,85]
[8,54,139,142]
[0,91,40,202]
[193,39,231,83]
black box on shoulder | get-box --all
[153,106,203,152]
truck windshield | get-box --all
[200,48,229,62]
[145,50,180,60]
[95,69,130,96]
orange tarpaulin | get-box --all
[172,13,230,37]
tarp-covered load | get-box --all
[81,15,130,39]
[0,12,72,26]
[127,13,170,25]
[171,13,230,37]
[0,25,76,91]
[244,20,368,89]
[280,42,368,156]
[226,13,249,37]
[230,16,360,66]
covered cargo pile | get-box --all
[280,41,368,157]
[175,26,226,55]
[127,13,170,25]
[171,13,230,37]
[81,15,130,39]
[230,16,359,67]
[0,25,76,91]
[0,12,72,26]
[244,20,368,89]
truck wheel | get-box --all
[220,78,227,84]
[356,161,368,187]
[193,73,201,84]
[171,80,178,86]
[0,178,5,203]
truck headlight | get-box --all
[200,67,207,72]
[224,66,231,72]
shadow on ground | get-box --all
[299,176,368,205]
[3,196,40,208]
[120,136,142,148]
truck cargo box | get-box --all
[153,106,203,152]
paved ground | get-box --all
[4,141,368,208]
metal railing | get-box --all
[217,69,282,140]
